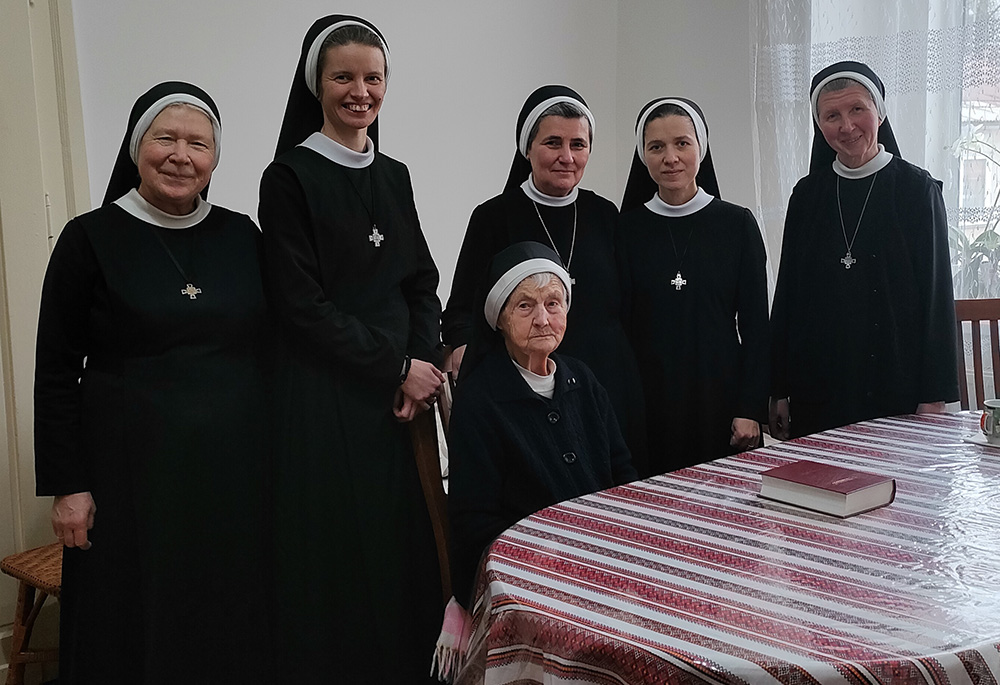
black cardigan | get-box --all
[447,349,637,607]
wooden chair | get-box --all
[410,386,453,604]
[955,298,1000,410]
[438,371,454,437]
[1,543,62,685]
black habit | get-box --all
[259,145,443,682]
[34,203,269,683]
[447,349,637,609]
[770,156,959,436]
[617,198,770,474]
[442,187,647,471]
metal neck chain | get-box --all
[532,200,577,272]
[666,224,695,273]
[836,172,878,267]
[149,227,202,299]
[665,224,696,290]
[343,166,383,248]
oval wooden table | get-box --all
[457,413,1000,685]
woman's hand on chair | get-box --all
[395,359,444,421]
[401,359,444,403]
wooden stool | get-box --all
[1,543,62,685]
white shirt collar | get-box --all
[299,131,375,168]
[114,188,212,229]
[833,145,893,179]
[520,174,578,207]
[511,356,557,399]
[644,187,713,217]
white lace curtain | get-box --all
[750,0,1000,299]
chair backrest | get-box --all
[955,298,1000,410]
[409,383,454,604]
[439,371,455,435]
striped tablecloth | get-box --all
[457,413,1000,685]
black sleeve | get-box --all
[447,387,508,608]
[770,183,805,399]
[34,220,98,496]
[398,165,443,365]
[735,208,770,422]
[441,202,504,348]
[258,162,404,382]
[915,177,960,403]
[614,214,635,342]
[598,379,638,485]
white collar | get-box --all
[511,356,557,399]
[644,187,713,217]
[114,188,212,229]
[833,145,893,179]
[520,174,578,207]
[299,131,375,169]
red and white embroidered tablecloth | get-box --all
[457,413,1000,685]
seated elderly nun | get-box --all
[447,241,638,614]
[441,84,647,471]
[769,61,958,439]
[617,97,769,475]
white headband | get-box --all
[518,96,596,158]
[129,94,222,169]
[304,20,391,98]
[484,259,573,330]
[810,71,886,124]
[635,98,708,165]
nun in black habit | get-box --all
[447,241,637,611]
[617,98,769,475]
[769,61,959,439]
[257,15,444,683]
[441,85,647,472]
[34,82,269,683]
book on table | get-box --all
[758,460,896,517]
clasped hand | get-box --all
[393,358,445,422]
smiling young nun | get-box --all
[769,61,958,439]
[617,97,769,475]
[35,81,268,683]
[441,84,647,471]
[257,14,445,683]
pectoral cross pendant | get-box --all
[671,271,687,291]
[841,251,856,269]
[181,283,202,300]
[369,225,384,247]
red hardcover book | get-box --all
[759,460,896,517]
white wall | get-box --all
[72,0,754,296]
[72,0,620,297]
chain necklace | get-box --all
[344,166,383,247]
[531,201,577,283]
[667,225,696,291]
[149,227,202,300]
[836,172,878,270]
